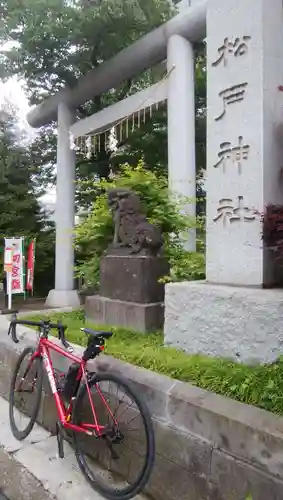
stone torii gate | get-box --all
[27,0,207,308]
[27,0,283,366]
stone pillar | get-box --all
[164,0,283,364]
[46,102,80,308]
[167,35,196,252]
[206,0,283,286]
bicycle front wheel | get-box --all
[72,372,155,500]
[9,347,43,441]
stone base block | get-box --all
[85,295,164,332]
[100,255,168,303]
[164,281,283,364]
[45,289,81,308]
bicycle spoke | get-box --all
[115,399,135,421]
[73,373,154,499]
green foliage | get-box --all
[1,0,206,209]
[161,243,205,283]
[1,0,174,100]
[0,109,55,295]
[0,0,176,206]
[75,160,205,286]
[32,232,55,296]
[25,309,283,416]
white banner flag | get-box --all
[4,237,25,294]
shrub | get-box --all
[75,160,205,287]
[262,204,283,259]
[160,235,205,283]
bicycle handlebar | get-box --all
[8,311,71,350]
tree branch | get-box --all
[117,79,132,100]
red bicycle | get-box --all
[7,312,155,500]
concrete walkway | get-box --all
[0,396,145,500]
[0,446,54,500]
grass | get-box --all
[22,309,283,416]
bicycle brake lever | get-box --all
[65,343,74,354]
[58,324,74,353]
[60,334,72,351]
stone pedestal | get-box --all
[164,281,283,365]
[100,255,168,303]
[85,296,164,332]
[86,255,168,332]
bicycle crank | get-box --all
[104,438,119,460]
[56,421,65,459]
[103,428,125,460]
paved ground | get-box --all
[0,397,110,500]
[0,396,147,500]
[0,446,55,500]
[0,395,102,500]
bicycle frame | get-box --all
[29,336,117,437]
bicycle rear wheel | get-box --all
[9,347,43,441]
[72,372,155,500]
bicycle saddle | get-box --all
[80,327,113,338]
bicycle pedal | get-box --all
[56,422,65,459]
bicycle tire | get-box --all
[9,347,43,441]
[72,372,155,500]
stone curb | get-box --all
[5,307,78,319]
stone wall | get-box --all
[0,320,283,500]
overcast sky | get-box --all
[0,76,56,204]
[0,76,30,125]
[0,36,56,204]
